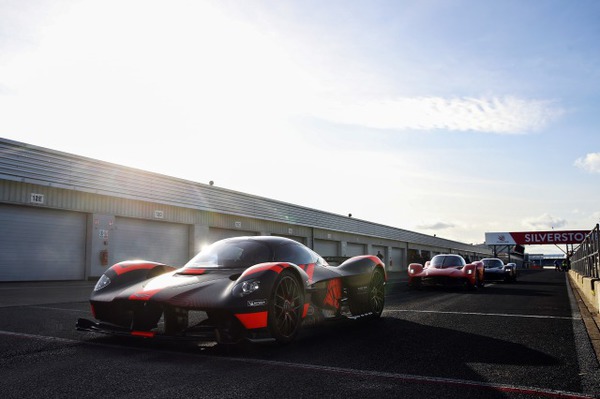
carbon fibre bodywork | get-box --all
[77,236,386,344]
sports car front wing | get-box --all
[76,317,276,344]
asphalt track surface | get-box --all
[0,270,599,399]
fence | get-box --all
[570,224,600,279]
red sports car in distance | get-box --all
[408,254,484,290]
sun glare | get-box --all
[0,0,322,182]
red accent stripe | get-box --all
[301,263,315,283]
[178,268,206,275]
[131,331,155,338]
[113,262,160,276]
[242,263,286,277]
[128,289,161,301]
[302,303,309,318]
[235,311,268,329]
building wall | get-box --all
[0,138,492,281]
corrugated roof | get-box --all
[0,137,489,253]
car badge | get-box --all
[247,299,267,307]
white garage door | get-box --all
[391,248,405,271]
[346,243,365,257]
[314,239,338,256]
[0,204,86,281]
[113,218,189,267]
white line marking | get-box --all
[0,329,594,399]
[224,356,595,398]
[29,305,90,313]
[0,329,78,344]
[384,309,580,321]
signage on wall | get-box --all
[30,193,45,204]
[154,210,164,219]
[485,230,590,245]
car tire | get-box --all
[367,269,385,318]
[267,269,304,344]
[350,269,385,317]
[477,273,485,288]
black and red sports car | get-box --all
[77,236,386,344]
[481,258,517,282]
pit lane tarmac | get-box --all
[0,270,599,399]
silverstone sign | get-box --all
[485,230,589,246]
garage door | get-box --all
[372,245,386,260]
[346,243,365,257]
[113,218,189,267]
[0,204,86,281]
[314,239,338,256]
[391,248,405,271]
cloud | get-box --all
[316,96,564,134]
[416,221,456,230]
[522,214,566,230]
[574,153,600,173]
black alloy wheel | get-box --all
[268,270,304,343]
[368,269,385,318]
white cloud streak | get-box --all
[316,96,564,134]
[416,222,456,230]
[523,214,566,230]
[574,152,600,173]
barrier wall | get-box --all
[568,270,600,315]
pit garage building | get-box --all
[0,138,492,281]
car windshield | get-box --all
[483,259,504,269]
[182,238,317,269]
[184,240,273,269]
[430,255,465,268]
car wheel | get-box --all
[268,270,304,344]
[477,273,485,288]
[368,269,385,318]
[350,269,385,317]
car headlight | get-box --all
[233,279,261,297]
[94,274,111,291]
[242,279,260,294]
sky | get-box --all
[1,0,599,255]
